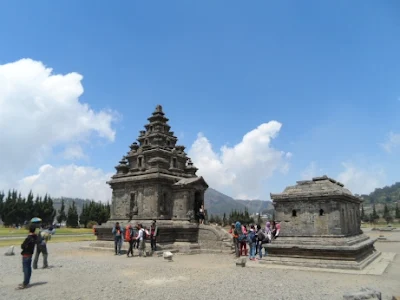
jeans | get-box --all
[127,240,135,256]
[114,237,121,254]
[233,239,240,257]
[150,237,157,251]
[22,256,32,286]
[33,244,48,269]
[249,243,256,259]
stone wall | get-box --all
[197,225,232,252]
[275,198,361,237]
[172,190,190,220]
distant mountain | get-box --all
[53,197,93,215]
[360,182,400,205]
[51,188,271,217]
[205,188,272,215]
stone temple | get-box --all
[92,105,232,253]
[263,176,379,270]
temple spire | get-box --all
[136,104,178,149]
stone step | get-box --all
[80,245,233,256]
[80,245,179,256]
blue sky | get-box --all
[0,1,399,200]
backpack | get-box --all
[141,229,147,240]
[247,231,256,243]
[238,233,247,242]
[257,230,266,242]
[125,226,132,242]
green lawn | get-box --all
[0,234,96,248]
[0,227,93,237]
[361,222,400,228]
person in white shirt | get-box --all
[199,205,205,224]
[135,224,146,257]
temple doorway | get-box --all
[194,191,203,222]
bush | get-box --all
[86,221,98,229]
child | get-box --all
[18,225,37,289]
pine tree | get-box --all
[383,203,393,224]
[79,204,90,228]
[372,203,379,222]
[383,204,390,218]
[395,202,400,219]
[66,201,79,228]
[0,191,4,220]
[25,191,35,222]
[222,213,227,226]
[361,204,365,221]
[57,199,67,224]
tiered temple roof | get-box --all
[113,105,198,178]
[270,175,361,201]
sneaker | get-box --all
[17,284,28,290]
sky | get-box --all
[0,1,399,202]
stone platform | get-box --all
[264,234,379,270]
[92,222,234,254]
[257,252,396,276]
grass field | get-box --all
[0,235,96,248]
[0,227,93,237]
[361,222,400,228]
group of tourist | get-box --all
[229,220,280,260]
[112,220,158,257]
[18,224,53,289]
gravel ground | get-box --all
[0,236,399,300]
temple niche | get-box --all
[107,105,208,222]
[264,176,380,270]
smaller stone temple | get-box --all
[263,175,379,269]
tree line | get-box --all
[208,208,257,226]
[0,190,56,226]
[361,203,400,224]
[0,189,110,228]
[54,198,110,228]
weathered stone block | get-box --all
[236,257,246,267]
[4,246,14,256]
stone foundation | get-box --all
[262,234,380,270]
[91,222,233,254]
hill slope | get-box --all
[204,188,272,215]
[52,197,93,215]
[360,182,400,204]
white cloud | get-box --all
[300,161,320,180]
[18,164,112,202]
[336,162,386,195]
[62,145,86,160]
[381,132,400,153]
[188,121,291,199]
[0,58,117,185]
